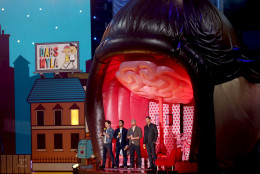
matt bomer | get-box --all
[143,116,158,169]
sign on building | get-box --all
[35,41,80,73]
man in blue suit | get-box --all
[99,120,115,169]
[114,120,129,168]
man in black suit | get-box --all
[114,120,129,168]
[143,116,158,169]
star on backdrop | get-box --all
[0,0,91,75]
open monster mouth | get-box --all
[102,53,194,158]
[85,0,257,172]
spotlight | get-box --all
[72,163,79,168]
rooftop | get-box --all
[27,78,85,103]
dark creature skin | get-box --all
[86,0,260,173]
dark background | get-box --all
[223,0,260,56]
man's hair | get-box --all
[119,120,124,125]
[105,120,111,125]
[69,43,77,48]
[146,116,151,120]
[131,119,136,122]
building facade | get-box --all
[28,78,86,171]
[0,25,15,154]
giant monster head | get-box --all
[86,0,260,173]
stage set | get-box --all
[83,0,260,174]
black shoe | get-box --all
[148,166,153,170]
[113,166,118,169]
[98,166,105,169]
[153,166,157,170]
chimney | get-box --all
[0,25,10,67]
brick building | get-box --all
[27,78,86,171]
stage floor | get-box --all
[78,165,181,174]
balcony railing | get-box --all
[32,156,80,163]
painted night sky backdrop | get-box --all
[0,0,91,75]
[0,0,91,154]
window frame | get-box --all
[71,133,79,150]
[70,109,80,125]
[54,109,62,126]
[54,133,63,150]
[36,110,45,126]
[37,134,46,150]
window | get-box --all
[54,134,63,149]
[37,134,46,149]
[37,111,44,126]
[71,133,79,149]
[70,103,80,125]
[166,114,173,125]
[53,104,63,126]
[71,109,79,125]
[54,110,62,126]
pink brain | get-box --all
[116,61,193,104]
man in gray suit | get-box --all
[127,119,142,169]
[143,116,158,169]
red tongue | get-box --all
[80,150,84,154]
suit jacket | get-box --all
[144,123,158,144]
[114,127,129,147]
[103,127,114,144]
[127,126,142,146]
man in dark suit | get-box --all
[113,120,128,168]
[143,116,158,169]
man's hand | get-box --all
[130,136,135,140]
[127,136,131,139]
[103,132,110,138]
[99,133,103,138]
[117,134,121,138]
[124,145,129,151]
